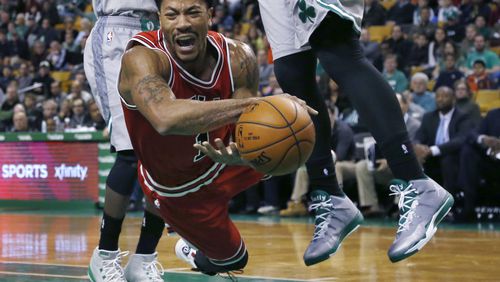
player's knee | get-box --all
[194,250,249,275]
[106,150,138,196]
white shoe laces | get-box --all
[101,251,129,282]
[309,198,334,240]
[142,259,165,282]
[389,183,419,233]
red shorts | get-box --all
[139,164,263,262]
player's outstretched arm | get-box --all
[118,45,260,136]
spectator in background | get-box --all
[74,71,91,93]
[23,93,42,129]
[408,32,430,70]
[68,97,91,129]
[465,35,500,74]
[410,72,436,112]
[387,0,416,25]
[433,41,466,77]
[258,49,273,87]
[75,17,92,46]
[443,10,465,43]
[362,0,387,27]
[211,5,234,32]
[460,24,478,57]
[413,86,471,194]
[40,1,61,26]
[474,15,493,40]
[57,98,71,125]
[10,31,30,60]
[30,40,47,69]
[49,80,67,107]
[428,28,448,69]
[460,0,491,26]
[60,16,78,43]
[14,13,28,39]
[0,83,19,111]
[88,100,106,130]
[16,63,33,91]
[0,11,9,30]
[434,54,465,89]
[402,91,426,121]
[383,54,409,93]
[36,18,59,47]
[437,0,460,26]
[40,98,60,132]
[413,0,435,26]
[453,80,481,126]
[466,60,496,92]
[383,25,413,72]
[0,65,15,91]
[0,29,11,58]
[10,111,33,132]
[360,28,380,65]
[409,6,437,40]
[458,108,500,222]
[66,80,92,103]
[45,40,67,70]
[32,60,54,98]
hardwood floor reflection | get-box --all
[0,213,499,281]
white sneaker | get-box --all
[124,252,165,282]
[174,239,197,269]
[88,247,128,282]
[257,205,279,215]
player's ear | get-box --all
[207,7,213,27]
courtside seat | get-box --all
[368,24,393,43]
[474,89,500,113]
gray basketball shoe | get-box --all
[303,190,364,266]
[388,178,454,262]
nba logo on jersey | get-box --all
[106,31,113,44]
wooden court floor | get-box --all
[0,210,499,281]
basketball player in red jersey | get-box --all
[118,0,316,275]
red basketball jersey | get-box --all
[121,30,237,197]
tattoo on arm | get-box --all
[135,74,170,105]
[233,42,258,93]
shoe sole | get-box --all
[304,212,364,266]
[87,267,96,282]
[389,193,454,263]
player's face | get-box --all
[159,0,212,63]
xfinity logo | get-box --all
[54,164,88,181]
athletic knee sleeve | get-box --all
[106,150,138,196]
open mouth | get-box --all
[175,36,196,51]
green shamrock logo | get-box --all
[298,0,316,23]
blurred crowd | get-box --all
[0,0,498,221]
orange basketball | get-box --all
[236,95,316,176]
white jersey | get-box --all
[92,0,158,17]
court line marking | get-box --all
[0,271,87,279]
[0,261,312,282]
[165,267,311,281]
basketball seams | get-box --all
[261,99,303,167]
[236,121,290,129]
[266,139,315,175]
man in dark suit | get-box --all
[458,108,500,221]
[414,86,473,194]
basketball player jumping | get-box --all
[117,0,315,276]
[83,1,166,281]
[258,0,454,264]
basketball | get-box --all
[236,95,316,176]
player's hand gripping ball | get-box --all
[236,95,316,175]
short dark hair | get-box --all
[155,0,213,9]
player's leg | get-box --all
[87,151,138,282]
[309,12,453,262]
[259,0,363,266]
[124,200,165,281]
[84,18,165,281]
